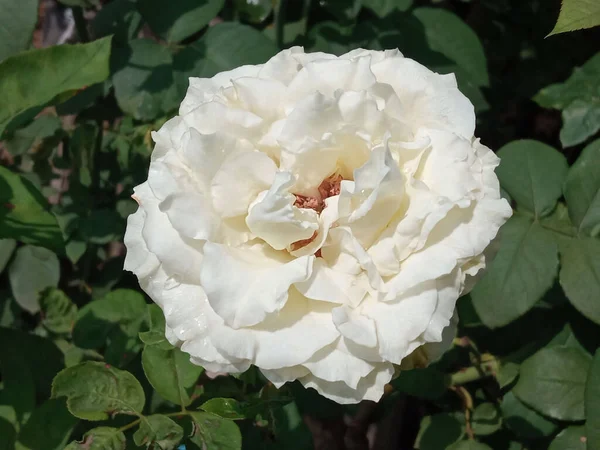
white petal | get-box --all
[286,56,376,103]
[368,180,457,276]
[211,150,277,218]
[178,129,233,189]
[260,366,311,388]
[200,241,313,328]
[371,56,475,139]
[246,172,319,250]
[423,271,462,342]
[150,116,188,160]
[418,129,479,201]
[183,101,263,136]
[137,183,204,284]
[123,190,160,279]
[321,227,383,291]
[300,362,394,404]
[180,64,262,115]
[363,287,438,364]
[160,191,218,241]
[295,258,367,305]
[233,77,287,120]
[302,342,376,389]
[211,289,340,369]
[279,92,342,152]
[148,149,198,202]
[338,144,404,246]
[332,305,377,348]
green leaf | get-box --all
[4,115,62,156]
[564,139,600,236]
[362,0,413,17]
[514,346,590,421]
[58,0,99,6]
[138,0,224,43]
[73,289,147,367]
[64,427,126,450]
[534,53,600,148]
[0,0,38,62]
[138,304,172,349]
[9,245,59,313]
[471,215,559,328]
[391,366,449,400]
[548,426,587,450]
[322,0,362,21]
[413,7,489,87]
[0,166,64,252]
[0,327,65,423]
[173,22,278,94]
[71,122,99,188]
[471,403,502,436]
[234,0,272,24]
[449,441,493,450]
[586,350,600,450]
[142,345,203,407]
[111,39,179,121]
[501,392,558,439]
[200,398,246,420]
[270,401,313,450]
[91,0,142,41]
[0,331,36,420]
[52,361,145,421]
[0,238,16,273]
[79,210,125,244]
[0,37,112,135]
[39,288,77,335]
[15,399,78,450]
[559,237,600,325]
[415,413,464,450]
[133,414,184,450]
[189,412,242,450]
[560,99,600,148]
[549,0,600,36]
[496,140,568,217]
[540,202,578,242]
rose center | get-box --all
[293,174,343,214]
[290,174,343,254]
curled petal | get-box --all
[246,172,319,250]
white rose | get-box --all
[124,47,512,404]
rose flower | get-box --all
[124,48,512,404]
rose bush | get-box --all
[124,47,512,403]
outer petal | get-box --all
[200,241,313,328]
[300,362,394,404]
[124,189,160,280]
[179,64,262,115]
[211,289,340,369]
[363,287,438,364]
[136,183,204,284]
[302,342,376,389]
[371,56,475,139]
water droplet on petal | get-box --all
[165,275,182,290]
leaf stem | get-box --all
[72,7,90,43]
[275,0,288,49]
[450,358,500,386]
[117,417,141,433]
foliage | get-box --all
[0,0,599,449]
[549,0,600,36]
